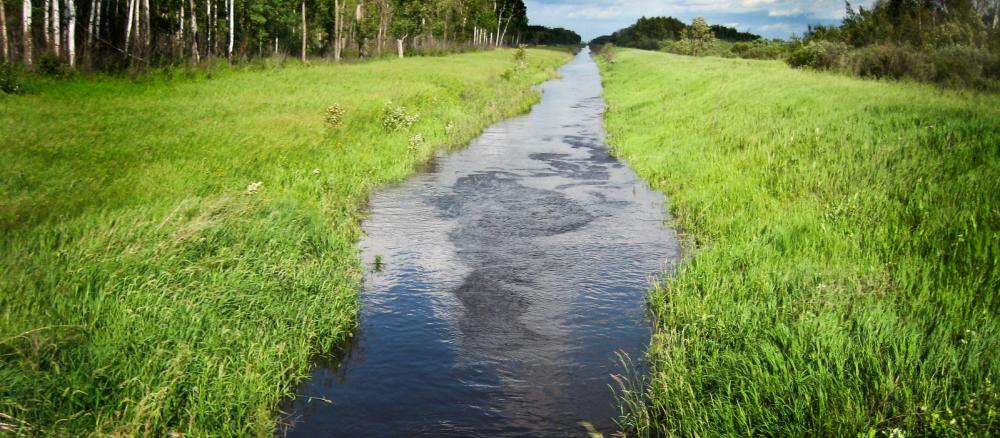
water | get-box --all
[283,48,680,437]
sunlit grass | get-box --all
[0,48,571,436]
[599,49,999,436]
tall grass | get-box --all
[0,48,570,436]
[598,49,999,436]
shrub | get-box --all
[381,101,419,131]
[787,41,848,70]
[597,43,617,64]
[1,63,22,95]
[843,44,932,80]
[37,53,69,77]
[324,103,345,128]
[732,40,792,60]
[928,45,1000,87]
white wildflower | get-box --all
[246,181,263,194]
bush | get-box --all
[787,41,848,70]
[381,101,419,131]
[732,40,792,60]
[596,43,617,64]
[324,103,345,128]
[929,45,1000,87]
[843,44,932,80]
[37,53,69,77]
[1,63,22,95]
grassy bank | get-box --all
[0,48,570,436]
[598,49,999,436]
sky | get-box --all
[525,0,876,41]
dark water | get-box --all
[283,48,679,437]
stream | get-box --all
[284,48,680,437]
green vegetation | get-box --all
[599,48,999,436]
[0,48,570,436]
[590,15,795,61]
[790,1,1000,89]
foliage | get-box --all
[3,0,559,72]
[0,63,22,95]
[731,39,796,59]
[324,103,346,128]
[381,101,420,131]
[790,1,1000,89]
[598,47,1000,437]
[0,48,571,436]
[710,24,761,42]
[787,40,850,69]
[590,16,762,51]
[519,25,582,46]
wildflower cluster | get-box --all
[382,101,420,131]
[408,133,424,151]
[324,103,346,128]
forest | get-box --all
[0,0,579,72]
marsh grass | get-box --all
[0,48,571,436]
[598,49,999,436]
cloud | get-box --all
[525,0,873,40]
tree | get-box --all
[1,0,9,61]
[300,0,306,61]
[66,0,74,66]
[684,16,715,55]
[22,0,30,65]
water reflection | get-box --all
[285,48,680,437]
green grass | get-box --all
[0,48,571,436]
[598,49,1000,436]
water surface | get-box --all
[285,48,679,437]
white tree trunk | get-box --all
[499,13,511,48]
[204,0,210,53]
[333,0,341,62]
[86,0,95,49]
[66,0,75,66]
[396,37,403,58]
[0,0,9,61]
[43,0,50,46]
[994,0,999,28]
[227,0,233,60]
[123,0,134,52]
[300,0,305,61]
[53,0,62,56]
[188,0,199,63]
[22,0,31,65]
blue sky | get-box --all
[525,0,876,41]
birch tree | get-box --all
[52,0,60,56]
[226,0,233,61]
[66,0,74,65]
[22,0,30,65]
[300,0,306,61]
[188,0,199,63]
[0,0,8,61]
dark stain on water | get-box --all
[282,48,680,437]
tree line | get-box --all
[790,0,1000,88]
[589,16,761,51]
[0,0,578,71]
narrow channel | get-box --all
[285,48,680,437]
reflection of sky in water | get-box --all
[286,48,680,437]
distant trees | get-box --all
[590,15,759,51]
[519,25,580,45]
[0,0,574,72]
